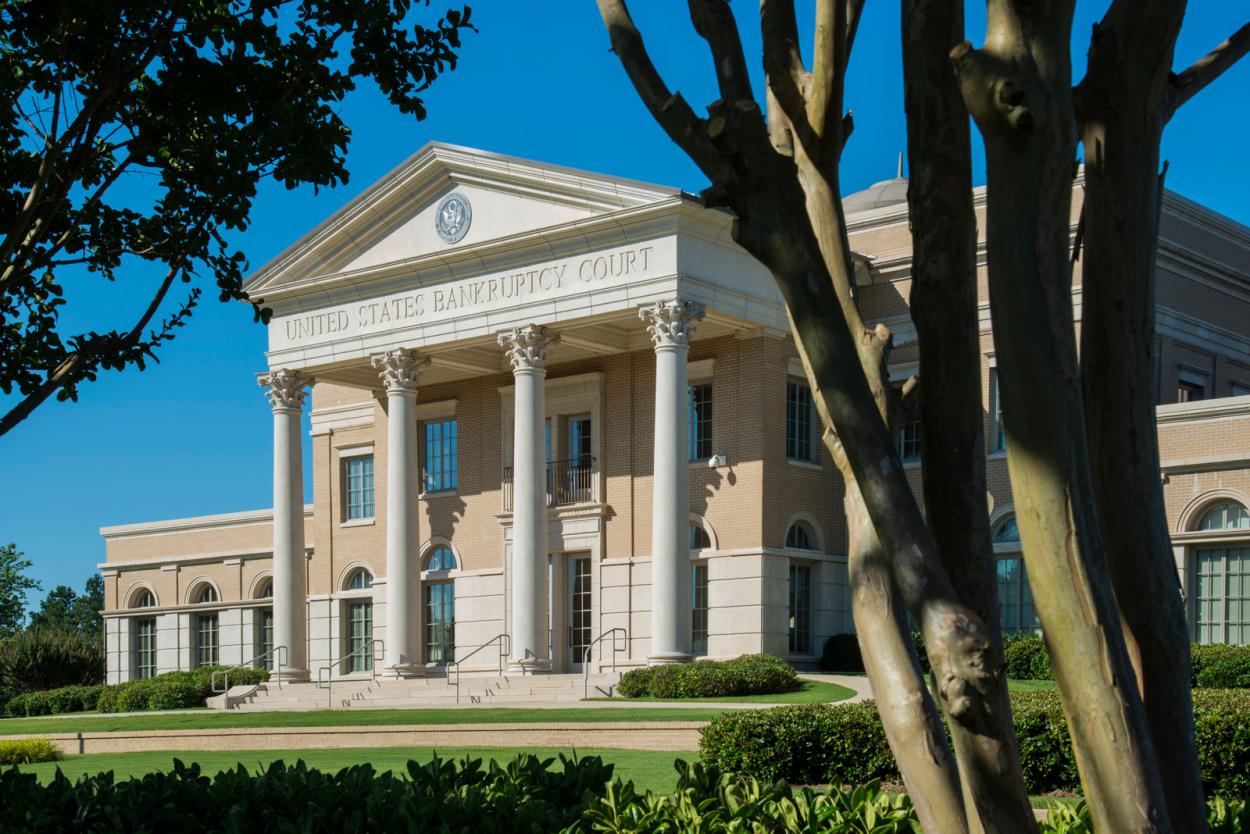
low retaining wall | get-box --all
[3,722,705,756]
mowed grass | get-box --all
[14,746,691,793]
[1007,679,1058,692]
[603,680,856,704]
[0,706,729,737]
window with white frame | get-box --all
[1193,500,1250,645]
[132,617,156,680]
[343,568,374,673]
[424,542,458,666]
[688,383,713,461]
[786,379,815,462]
[344,455,375,520]
[993,515,1041,635]
[423,419,458,493]
[786,520,819,552]
[195,612,219,668]
[691,562,709,655]
[255,579,274,670]
[788,563,812,653]
[898,419,922,464]
[689,522,712,551]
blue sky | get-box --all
[4,3,1249,602]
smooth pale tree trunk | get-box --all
[953,3,1170,830]
[1076,6,1207,829]
[901,0,1036,829]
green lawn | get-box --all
[0,706,730,737]
[601,680,856,704]
[1007,679,1058,692]
[14,746,690,793]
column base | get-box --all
[380,663,425,679]
[271,668,310,683]
[507,658,551,675]
[647,652,691,666]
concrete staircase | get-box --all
[219,671,622,712]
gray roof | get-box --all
[842,177,909,212]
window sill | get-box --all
[340,518,375,529]
[987,450,1007,461]
[786,458,823,472]
[420,489,459,500]
[902,459,922,471]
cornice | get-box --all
[1157,394,1250,425]
[100,505,314,540]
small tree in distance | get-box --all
[595,2,1248,832]
[0,543,39,638]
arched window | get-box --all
[194,585,218,605]
[993,515,1020,544]
[346,568,373,591]
[255,579,273,599]
[689,522,711,551]
[1196,501,1250,532]
[130,588,157,680]
[786,521,818,551]
[425,546,457,572]
[130,589,156,609]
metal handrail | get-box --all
[211,645,287,695]
[316,639,384,710]
[583,628,628,698]
[446,633,511,703]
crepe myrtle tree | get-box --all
[0,0,475,437]
[595,1,1248,832]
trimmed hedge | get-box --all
[0,754,1244,833]
[0,738,61,765]
[822,633,1250,688]
[617,654,801,699]
[700,688,1250,798]
[5,667,268,717]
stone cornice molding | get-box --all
[371,348,429,392]
[640,299,705,349]
[498,325,560,372]
[258,369,310,411]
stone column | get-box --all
[499,325,560,672]
[640,300,705,664]
[259,369,311,681]
[371,348,430,677]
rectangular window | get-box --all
[1177,380,1206,403]
[996,557,1042,636]
[688,383,713,461]
[133,617,156,680]
[691,563,709,655]
[786,380,815,462]
[423,419,458,493]
[990,370,1006,452]
[788,563,812,654]
[898,419,922,464]
[425,583,456,664]
[195,613,219,669]
[1195,547,1250,645]
[256,609,274,670]
[1232,382,1250,397]
[344,456,375,520]
[348,601,373,673]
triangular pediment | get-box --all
[246,142,680,297]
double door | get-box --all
[549,553,593,672]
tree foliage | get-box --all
[0,0,475,435]
[0,543,39,637]
[28,574,103,636]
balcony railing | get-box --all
[502,456,595,511]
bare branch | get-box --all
[760,0,810,153]
[687,0,754,104]
[806,0,846,157]
[1165,20,1250,120]
[844,0,866,65]
[595,0,732,182]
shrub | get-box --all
[0,629,104,696]
[1194,645,1250,689]
[1002,633,1054,680]
[99,666,269,713]
[4,684,105,717]
[820,634,865,673]
[0,738,62,765]
[617,654,800,699]
[700,688,1250,797]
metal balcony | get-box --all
[502,456,595,511]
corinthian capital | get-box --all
[371,348,429,392]
[258,369,310,411]
[640,299,705,349]
[498,325,560,372]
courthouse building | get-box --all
[99,144,1250,684]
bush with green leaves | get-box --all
[617,654,800,699]
[0,628,104,696]
[4,684,105,717]
[1194,644,1250,689]
[5,666,269,716]
[0,738,61,765]
[701,689,1250,798]
[1002,632,1054,680]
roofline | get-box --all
[100,505,314,539]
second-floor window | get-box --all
[1177,371,1207,403]
[423,419,458,493]
[344,456,374,520]
[898,419,922,464]
[786,380,815,462]
[688,383,713,461]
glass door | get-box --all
[425,582,456,664]
[568,556,592,672]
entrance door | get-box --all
[567,556,592,672]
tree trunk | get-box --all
[901,0,1036,830]
[1076,6,1207,830]
[953,3,1171,830]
